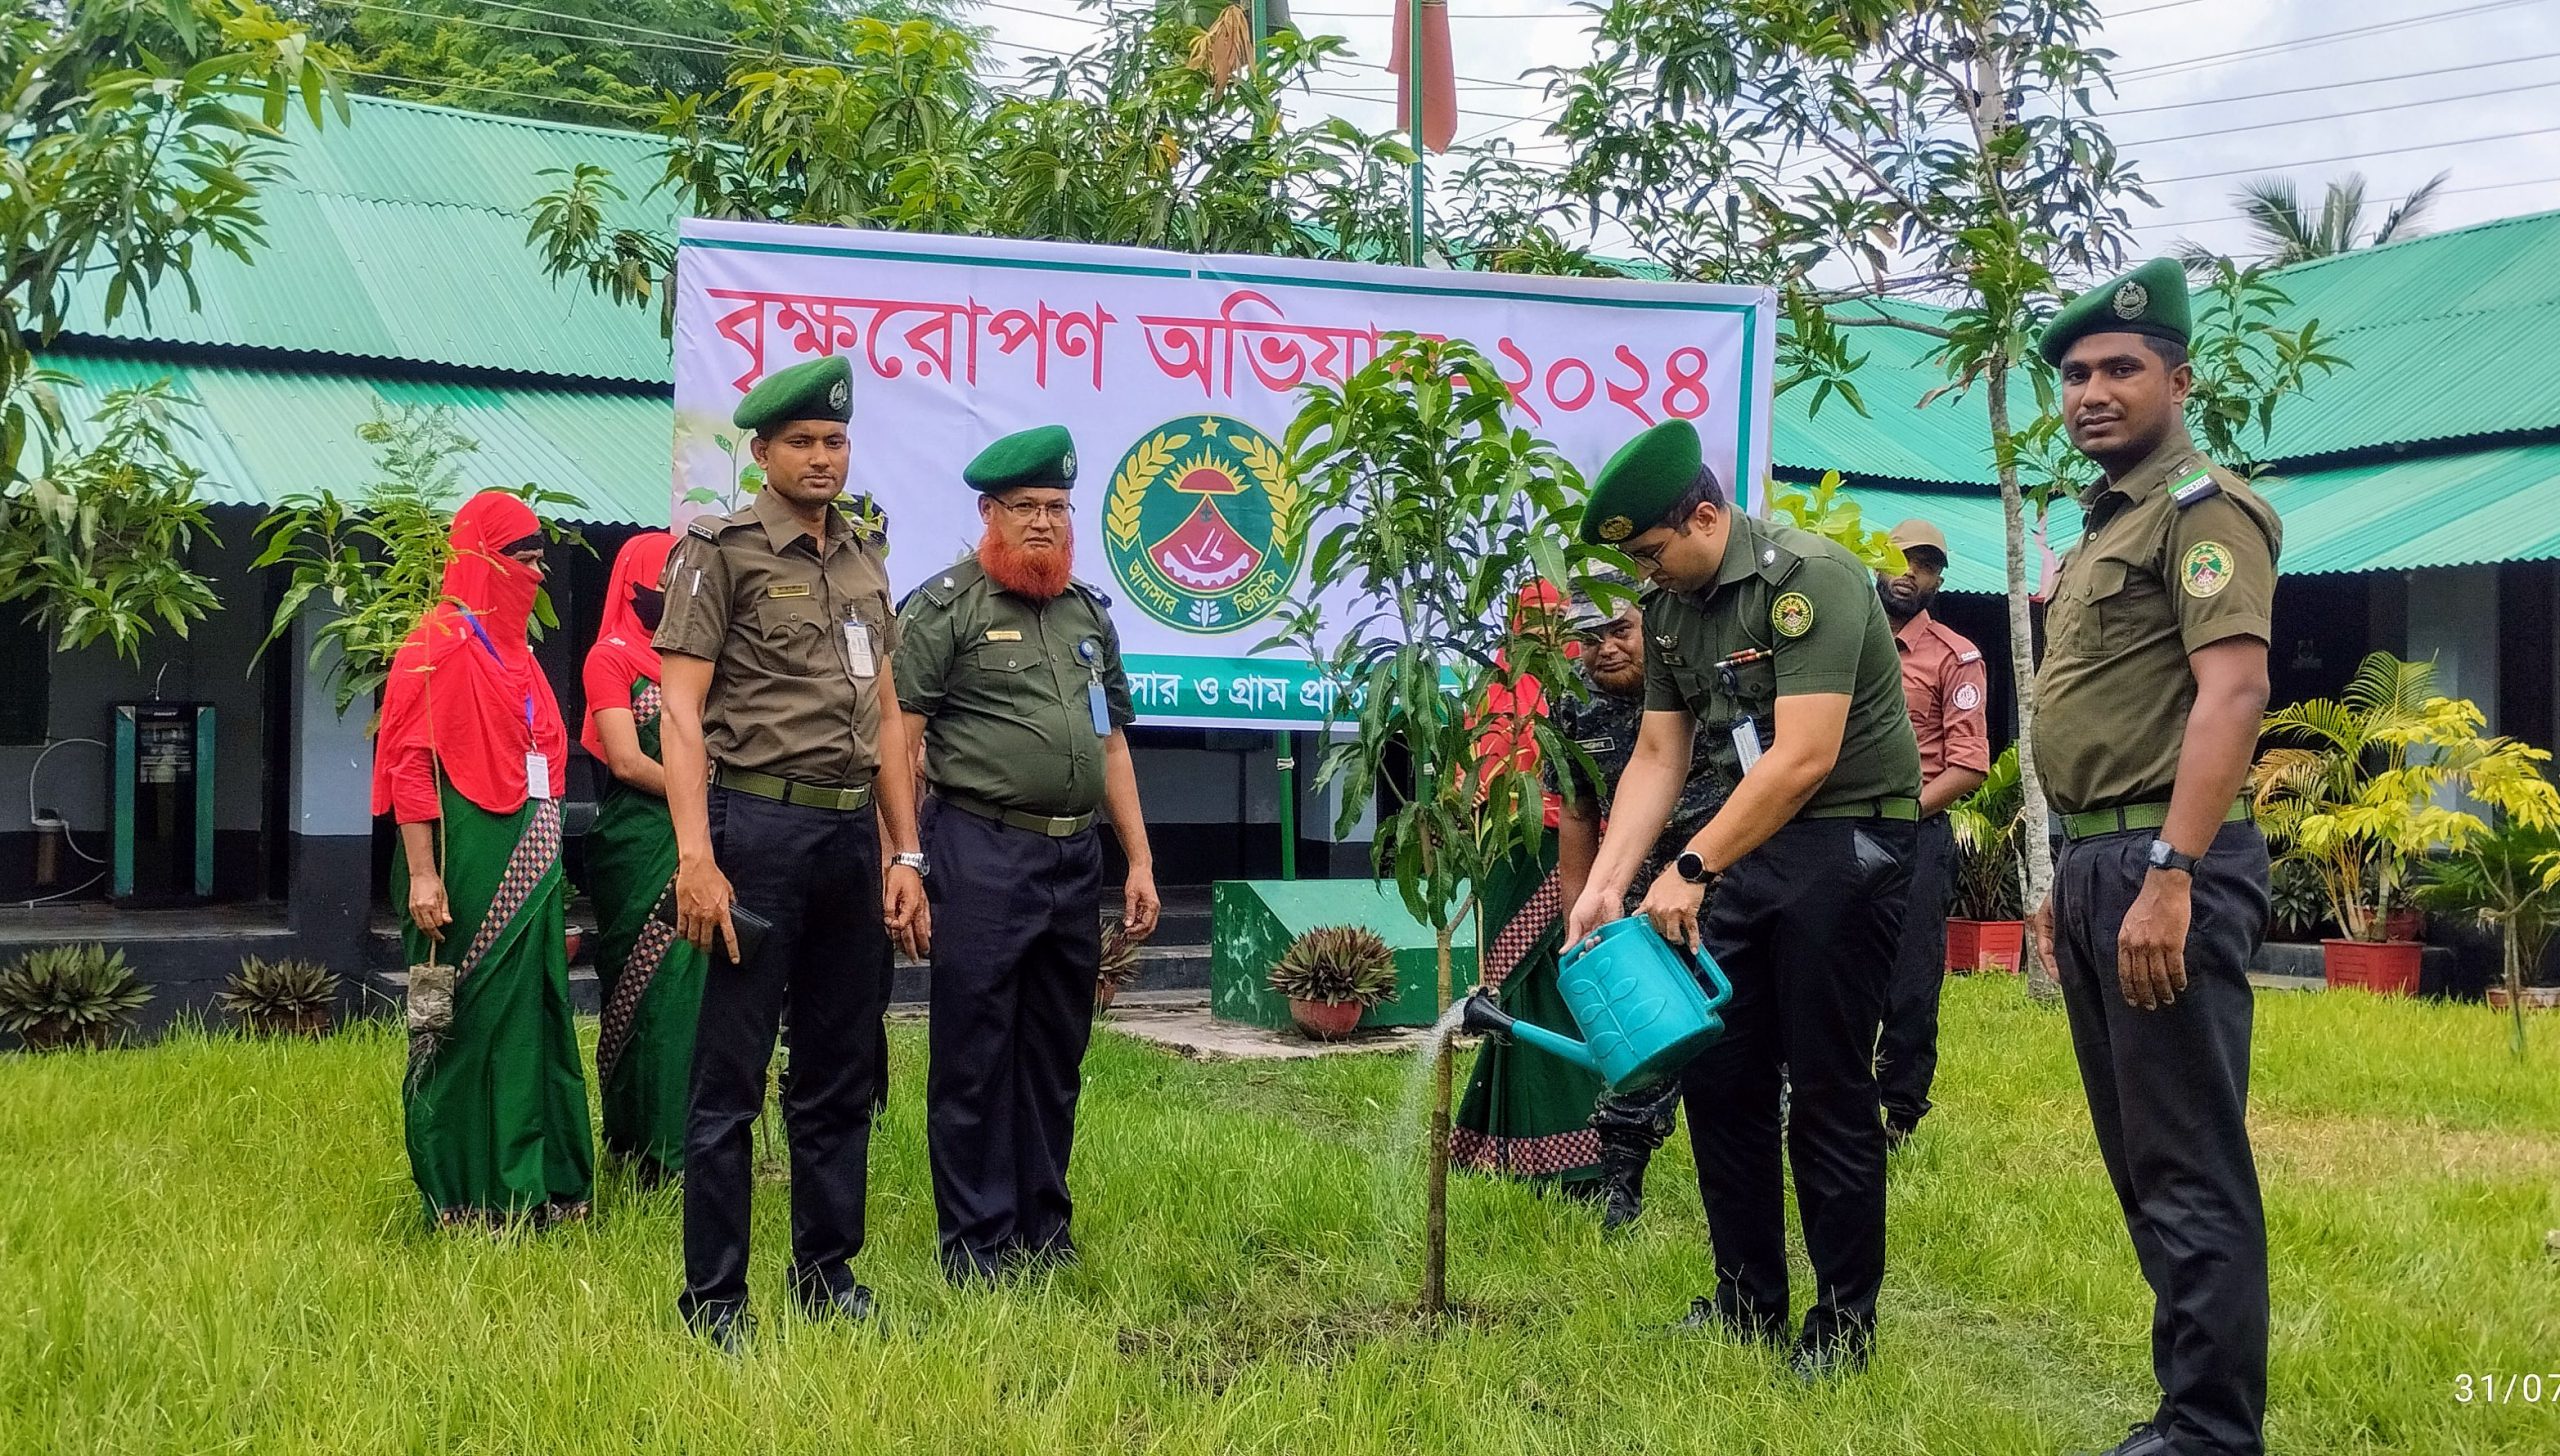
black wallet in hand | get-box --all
[651,888,773,966]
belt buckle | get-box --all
[1046,814,1077,835]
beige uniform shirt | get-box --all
[653,491,900,788]
[2034,437,2283,816]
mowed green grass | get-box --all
[3,980,2557,1455]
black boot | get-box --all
[1598,1144,1651,1236]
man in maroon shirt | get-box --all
[1874,519,1991,1148]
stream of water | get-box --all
[1370,999,1476,1241]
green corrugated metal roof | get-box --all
[1807,480,2082,596]
[39,351,671,524]
[2259,441,2560,577]
[54,97,669,384]
[33,96,2560,526]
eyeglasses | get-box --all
[1622,537,1670,568]
[996,500,1073,523]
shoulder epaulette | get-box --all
[2170,469,2222,509]
[685,515,721,541]
[1956,648,1982,664]
[1071,578,1115,610]
[907,556,981,613]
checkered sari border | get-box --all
[598,913,676,1086]
[1449,1123,1603,1180]
[1480,872,1563,997]
[632,682,662,728]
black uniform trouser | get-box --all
[921,798,1104,1282]
[2055,821,2269,1456]
[1683,815,1912,1354]
[1876,813,1958,1128]
[678,788,891,1319]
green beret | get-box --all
[734,355,853,433]
[964,425,1079,494]
[2038,257,2191,367]
[1581,419,1704,545]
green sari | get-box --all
[393,786,595,1223]
[583,678,706,1177]
[1451,834,1607,1188]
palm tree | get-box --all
[2176,169,2450,270]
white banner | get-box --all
[671,219,1776,729]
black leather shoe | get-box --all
[1788,1334,1872,1382]
[688,1303,753,1355]
[2073,1423,2169,1456]
[798,1283,877,1324]
[1597,1150,1648,1236]
[1673,1297,1787,1347]
[1883,1112,1919,1152]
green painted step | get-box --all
[1211,880,1480,1031]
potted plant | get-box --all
[1946,747,2027,973]
[218,956,342,1037]
[2254,653,2560,995]
[0,944,152,1051]
[1095,913,1144,1013]
[2416,817,2560,1055]
[1268,926,1399,1039]
[2266,852,2331,942]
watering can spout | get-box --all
[1458,988,1604,1076]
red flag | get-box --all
[1387,0,1457,153]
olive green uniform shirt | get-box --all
[1641,513,1922,812]
[893,556,1136,817]
[652,490,900,787]
[2033,436,2282,816]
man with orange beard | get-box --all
[893,424,1162,1284]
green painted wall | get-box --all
[1211,880,1481,1031]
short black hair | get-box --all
[1655,465,1727,531]
[2142,336,2189,370]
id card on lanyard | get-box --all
[460,609,549,799]
[1717,647,1774,777]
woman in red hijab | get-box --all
[1452,580,1608,1196]
[577,530,703,1185]
[374,491,594,1228]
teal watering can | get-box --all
[1460,917,1734,1093]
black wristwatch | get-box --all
[1676,850,1715,886]
[2146,839,2199,876]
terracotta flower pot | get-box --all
[2487,984,2560,1012]
[1288,996,1364,1040]
[2322,938,2422,996]
[246,1007,335,1038]
[2381,908,2423,944]
[1094,977,1120,1013]
[563,926,586,964]
[1945,918,2025,974]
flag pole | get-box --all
[1406,0,1426,267]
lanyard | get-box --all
[458,609,536,733]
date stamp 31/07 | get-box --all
[2454,1373,2559,1404]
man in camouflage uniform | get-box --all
[1551,578,1731,1233]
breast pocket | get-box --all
[2055,558,2124,655]
[2088,556,2161,654]
[753,598,837,678]
[966,640,1044,714]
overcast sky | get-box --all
[978,0,2560,275]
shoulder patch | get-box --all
[2170,470,2222,509]
[1771,591,1815,639]
[2180,540,2237,598]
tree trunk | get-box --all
[1421,919,1454,1317]
[1987,359,2060,1003]
[2507,928,2529,1059]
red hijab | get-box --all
[1472,582,1576,826]
[371,492,568,818]
[579,530,674,759]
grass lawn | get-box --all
[4,979,2558,1454]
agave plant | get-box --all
[2254,654,2560,942]
[1096,913,1145,1010]
[1268,926,1398,1008]
[219,956,341,1035]
[0,944,152,1051]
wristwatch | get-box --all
[891,851,930,879]
[2146,839,2199,876]
[1675,851,1715,886]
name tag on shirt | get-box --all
[767,583,812,598]
[1730,714,1763,776]
[985,629,1024,642]
[525,752,552,800]
[844,618,876,679]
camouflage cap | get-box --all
[1580,419,1706,546]
[2038,256,2191,367]
[963,425,1080,494]
[733,355,854,433]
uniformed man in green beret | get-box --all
[1563,418,1922,1379]
[653,354,931,1350]
[2030,257,2280,1456]
[893,424,1162,1284]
